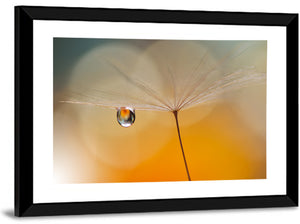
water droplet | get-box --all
[117,107,135,127]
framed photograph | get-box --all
[15,6,298,216]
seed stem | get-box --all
[173,110,191,181]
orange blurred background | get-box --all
[54,85,266,183]
[53,39,266,183]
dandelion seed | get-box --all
[60,40,266,181]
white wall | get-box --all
[0,0,298,223]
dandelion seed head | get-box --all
[61,40,266,115]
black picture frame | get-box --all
[15,5,298,217]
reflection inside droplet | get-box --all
[117,107,135,127]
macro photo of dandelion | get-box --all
[54,38,267,183]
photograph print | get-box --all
[53,38,267,184]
